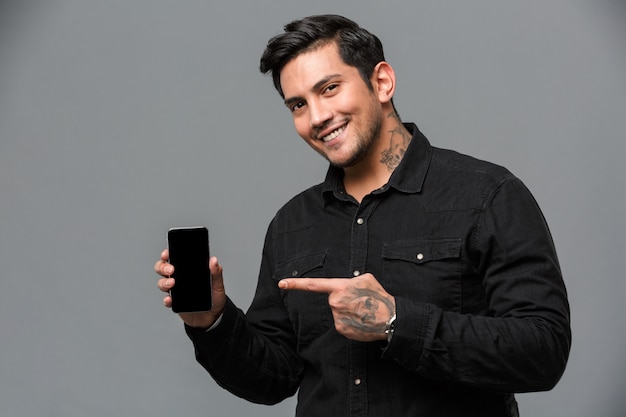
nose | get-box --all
[308,98,332,129]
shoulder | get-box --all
[430,146,515,184]
[419,146,526,211]
[428,146,523,198]
[269,182,325,233]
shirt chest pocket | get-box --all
[382,238,463,311]
[273,249,333,348]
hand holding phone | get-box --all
[167,226,212,313]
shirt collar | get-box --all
[321,122,432,204]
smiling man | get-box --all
[155,14,571,417]
[281,40,405,202]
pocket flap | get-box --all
[383,238,461,264]
[274,249,328,279]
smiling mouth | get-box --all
[321,126,345,143]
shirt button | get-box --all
[291,270,298,276]
[353,270,360,277]
[354,378,362,385]
[356,218,364,225]
[416,253,424,261]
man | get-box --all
[155,14,570,416]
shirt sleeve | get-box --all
[185,222,304,405]
[382,177,571,393]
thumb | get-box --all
[209,256,224,288]
[208,256,226,314]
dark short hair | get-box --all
[259,14,386,98]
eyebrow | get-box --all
[283,73,342,107]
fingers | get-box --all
[163,293,172,308]
[155,249,173,307]
[156,276,174,308]
[157,276,174,292]
[278,277,344,293]
[278,274,395,342]
[155,251,224,316]
[154,259,173,278]
[278,274,385,296]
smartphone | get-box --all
[167,226,212,313]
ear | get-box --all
[371,61,396,104]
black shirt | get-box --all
[186,123,571,417]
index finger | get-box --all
[278,277,345,293]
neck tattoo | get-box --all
[380,124,411,172]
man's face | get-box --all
[280,42,383,169]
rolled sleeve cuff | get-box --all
[382,296,431,371]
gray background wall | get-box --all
[1,1,624,416]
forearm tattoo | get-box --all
[340,287,395,334]
[380,120,411,172]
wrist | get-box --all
[203,312,223,332]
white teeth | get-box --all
[322,126,344,142]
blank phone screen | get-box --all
[167,227,212,313]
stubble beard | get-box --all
[325,106,383,169]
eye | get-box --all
[324,84,338,94]
[290,101,305,112]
